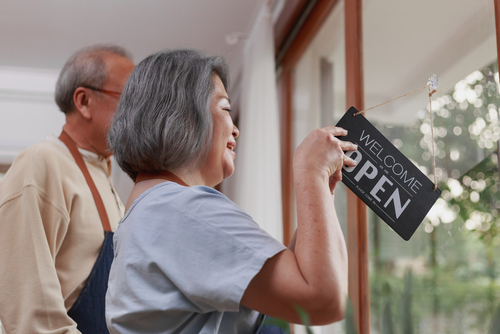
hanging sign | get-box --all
[336,107,441,240]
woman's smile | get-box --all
[199,74,239,186]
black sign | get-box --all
[336,107,441,240]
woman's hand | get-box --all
[293,127,358,193]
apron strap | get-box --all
[135,170,189,187]
[59,131,112,232]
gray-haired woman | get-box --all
[105,49,358,334]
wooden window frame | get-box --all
[274,0,500,332]
[275,0,368,332]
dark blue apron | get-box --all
[255,315,290,334]
[67,231,113,333]
[59,131,114,334]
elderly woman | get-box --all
[105,49,358,334]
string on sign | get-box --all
[354,74,439,191]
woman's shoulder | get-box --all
[148,182,231,206]
[117,180,284,256]
[125,182,248,222]
[116,181,275,253]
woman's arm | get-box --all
[240,126,357,325]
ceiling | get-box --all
[0,0,268,88]
[3,0,497,144]
[0,0,275,161]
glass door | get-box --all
[363,0,499,332]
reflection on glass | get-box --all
[290,0,499,331]
[369,63,500,333]
[363,0,499,331]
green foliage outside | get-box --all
[368,61,500,333]
[267,61,500,334]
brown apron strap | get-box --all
[59,131,112,232]
[135,171,189,187]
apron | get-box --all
[59,131,113,334]
[136,171,290,334]
[255,315,291,334]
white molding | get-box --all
[0,89,54,104]
[0,66,59,94]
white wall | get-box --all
[0,66,64,163]
[0,66,134,201]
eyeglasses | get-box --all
[82,85,122,98]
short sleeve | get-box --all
[110,183,286,315]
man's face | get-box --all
[92,54,135,156]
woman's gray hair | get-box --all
[108,49,229,181]
[55,44,133,113]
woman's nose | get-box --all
[233,125,239,138]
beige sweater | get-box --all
[0,135,124,334]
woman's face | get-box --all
[200,75,239,186]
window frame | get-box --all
[274,0,500,332]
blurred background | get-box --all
[290,0,500,333]
[1,0,500,333]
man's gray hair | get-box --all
[108,49,229,181]
[55,44,133,113]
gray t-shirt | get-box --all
[106,182,286,334]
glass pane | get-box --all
[292,1,347,333]
[364,0,499,332]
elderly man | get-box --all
[0,45,135,333]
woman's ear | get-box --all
[73,87,92,120]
